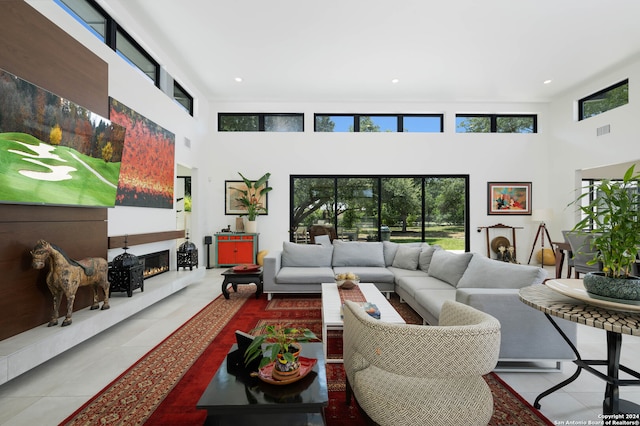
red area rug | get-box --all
[60,287,552,426]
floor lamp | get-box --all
[527,208,555,265]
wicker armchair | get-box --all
[342,300,501,426]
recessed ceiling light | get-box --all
[543,79,552,85]
[391,78,399,84]
[234,77,243,83]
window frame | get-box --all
[455,114,537,133]
[314,114,444,133]
[56,0,161,89]
[218,113,305,132]
[578,79,629,121]
[173,80,194,116]
[289,174,470,250]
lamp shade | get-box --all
[532,208,553,222]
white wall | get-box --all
[32,1,640,266]
[208,101,552,262]
[28,1,211,263]
[548,56,640,239]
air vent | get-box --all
[184,137,191,148]
[596,124,610,136]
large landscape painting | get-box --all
[0,69,125,207]
[109,98,175,208]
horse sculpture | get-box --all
[30,240,110,327]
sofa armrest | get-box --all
[263,250,282,289]
[456,287,577,360]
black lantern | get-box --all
[108,236,144,297]
[177,232,198,270]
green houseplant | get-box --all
[244,323,317,378]
[570,164,640,300]
[235,172,272,221]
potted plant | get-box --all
[235,172,272,233]
[244,323,317,379]
[570,164,640,300]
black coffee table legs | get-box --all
[221,275,263,299]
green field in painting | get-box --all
[0,132,121,207]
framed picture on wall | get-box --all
[225,180,269,215]
[487,182,532,215]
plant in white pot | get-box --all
[570,164,640,300]
[235,172,272,233]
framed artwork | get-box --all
[487,182,532,215]
[225,180,269,215]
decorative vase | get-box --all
[583,271,640,301]
[245,219,257,234]
[272,344,301,380]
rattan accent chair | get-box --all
[342,300,501,426]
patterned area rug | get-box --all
[60,287,552,426]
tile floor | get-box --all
[0,267,639,425]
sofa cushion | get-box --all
[281,241,333,267]
[395,275,455,298]
[332,241,385,267]
[383,241,399,266]
[333,266,395,283]
[413,288,457,324]
[392,245,422,270]
[315,235,332,247]
[387,266,429,281]
[276,266,336,284]
[418,245,441,271]
[427,250,473,287]
[457,254,547,289]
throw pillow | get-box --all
[332,241,385,267]
[457,254,547,288]
[418,244,441,271]
[315,235,332,247]
[281,241,333,267]
[427,250,473,287]
[383,241,399,266]
[391,245,422,270]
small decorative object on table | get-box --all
[362,302,380,319]
[335,272,360,289]
[232,264,260,273]
[244,323,318,383]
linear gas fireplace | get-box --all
[139,250,170,279]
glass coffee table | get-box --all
[197,342,328,425]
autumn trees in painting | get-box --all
[109,98,175,209]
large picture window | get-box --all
[291,175,469,250]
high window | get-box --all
[218,113,304,132]
[173,81,194,115]
[456,114,537,133]
[314,114,443,132]
[290,175,469,251]
[56,0,194,116]
[578,79,629,120]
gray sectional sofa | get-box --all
[263,240,577,368]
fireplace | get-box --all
[139,250,170,279]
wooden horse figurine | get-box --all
[30,240,110,327]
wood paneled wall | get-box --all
[0,1,109,340]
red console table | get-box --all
[214,233,259,267]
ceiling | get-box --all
[96,0,640,103]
